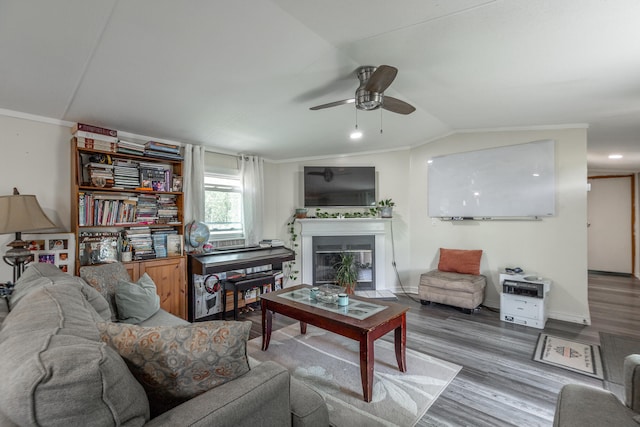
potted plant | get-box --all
[334,252,359,294]
[378,198,395,218]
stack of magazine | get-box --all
[259,239,285,247]
[144,141,183,161]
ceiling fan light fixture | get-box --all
[356,88,382,111]
[350,129,363,139]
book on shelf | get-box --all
[73,130,118,144]
[144,151,184,161]
[124,226,156,260]
[78,231,119,265]
[118,140,145,149]
[86,162,114,169]
[79,193,138,226]
[145,141,181,154]
[117,148,144,156]
[71,123,117,138]
[117,140,145,156]
[73,137,118,152]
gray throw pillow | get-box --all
[116,273,161,324]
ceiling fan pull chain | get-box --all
[380,108,383,134]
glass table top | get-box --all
[278,287,387,320]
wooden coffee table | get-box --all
[260,284,409,402]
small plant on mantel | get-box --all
[334,252,359,294]
[378,198,395,208]
[377,198,395,218]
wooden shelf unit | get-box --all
[70,139,188,319]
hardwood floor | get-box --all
[244,272,640,426]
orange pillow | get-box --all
[438,248,483,275]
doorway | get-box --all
[587,175,635,274]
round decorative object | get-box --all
[204,274,221,294]
[91,177,107,187]
[185,221,210,249]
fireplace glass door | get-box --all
[312,235,375,290]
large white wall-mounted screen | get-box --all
[428,139,556,218]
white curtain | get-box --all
[183,144,205,224]
[240,155,264,246]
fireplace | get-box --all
[298,218,389,291]
[313,235,375,290]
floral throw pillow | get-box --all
[97,321,252,417]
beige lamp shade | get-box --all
[0,194,57,234]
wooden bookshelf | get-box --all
[70,133,187,319]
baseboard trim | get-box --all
[548,310,591,326]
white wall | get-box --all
[0,115,70,280]
[409,128,590,324]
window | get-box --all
[204,173,244,240]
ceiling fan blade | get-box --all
[309,98,355,110]
[365,65,398,93]
[383,96,416,115]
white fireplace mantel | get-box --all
[298,218,390,289]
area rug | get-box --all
[533,333,604,379]
[248,324,461,427]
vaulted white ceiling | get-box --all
[1,0,639,170]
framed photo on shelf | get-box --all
[167,234,183,256]
[172,176,183,192]
[23,233,75,275]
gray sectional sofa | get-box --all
[554,354,640,426]
[0,263,328,426]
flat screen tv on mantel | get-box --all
[304,166,376,208]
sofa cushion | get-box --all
[98,321,252,417]
[0,284,149,427]
[138,307,190,327]
[0,298,8,327]
[420,270,486,293]
[438,248,483,275]
[80,262,132,321]
[554,383,639,427]
[116,273,161,324]
[10,263,111,320]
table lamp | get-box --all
[0,188,57,282]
